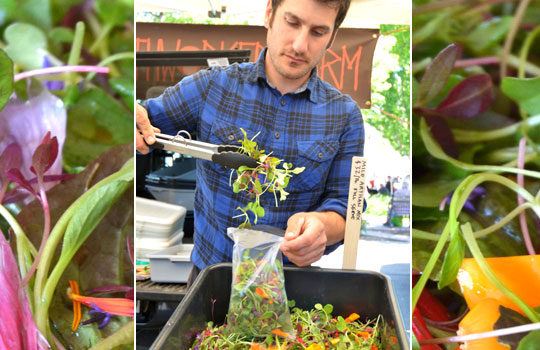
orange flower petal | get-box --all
[271,328,290,338]
[71,295,134,317]
[67,280,134,318]
[68,280,82,331]
[255,287,269,299]
[458,255,540,313]
[458,298,509,350]
[345,312,360,323]
[357,331,370,340]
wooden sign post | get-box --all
[342,156,367,270]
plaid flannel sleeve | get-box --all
[145,68,218,136]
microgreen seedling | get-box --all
[192,302,389,350]
[231,128,304,228]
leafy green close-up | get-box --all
[412,0,540,348]
[0,0,134,348]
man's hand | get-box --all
[280,212,328,267]
[136,103,160,154]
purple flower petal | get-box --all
[84,303,112,329]
[98,313,111,329]
[0,89,66,188]
[42,56,65,91]
[441,186,486,212]
[45,81,65,91]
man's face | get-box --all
[265,0,337,82]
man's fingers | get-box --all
[136,132,150,154]
[136,104,156,144]
[284,244,325,267]
[284,216,305,241]
[282,231,311,252]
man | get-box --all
[136,0,363,272]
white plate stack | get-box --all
[135,197,187,259]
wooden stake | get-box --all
[342,156,367,270]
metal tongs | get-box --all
[150,132,259,169]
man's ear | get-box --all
[264,0,273,29]
[326,28,338,49]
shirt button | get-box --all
[275,132,280,139]
[228,134,235,141]
[280,99,286,106]
[318,152,324,159]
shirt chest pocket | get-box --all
[207,119,262,171]
[208,117,267,147]
[287,140,339,192]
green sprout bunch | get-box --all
[191,301,393,350]
[231,129,304,228]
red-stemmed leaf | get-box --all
[86,285,134,297]
[435,74,494,119]
[6,168,35,195]
[424,113,459,158]
[417,44,462,106]
[0,143,23,180]
[29,174,76,185]
[1,174,73,204]
[3,187,32,204]
[30,132,59,177]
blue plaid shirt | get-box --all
[146,49,364,269]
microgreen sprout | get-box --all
[231,128,304,228]
[191,302,391,350]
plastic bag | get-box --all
[226,227,294,339]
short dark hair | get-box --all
[270,0,351,31]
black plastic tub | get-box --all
[151,263,408,349]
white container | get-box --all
[136,231,184,260]
[148,244,194,283]
[146,185,195,212]
[135,197,187,240]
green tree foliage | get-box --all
[362,24,410,156]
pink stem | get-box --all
[454,56,500,68]
[439,196,449,211]
[14,65,110,82]
[22,179,51,285]
[516,137,536,255]
[127,234,134,267]
[87,285,133,295]
[420,322,540,344]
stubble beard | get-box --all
[269,48,314,80]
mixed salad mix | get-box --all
[191,301,393,350]
[412,0,540,348]
[0,0,134,349]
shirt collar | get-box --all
[248,48,319,103]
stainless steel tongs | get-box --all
[150,132,259,169]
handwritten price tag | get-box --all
[342,156,367,270]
